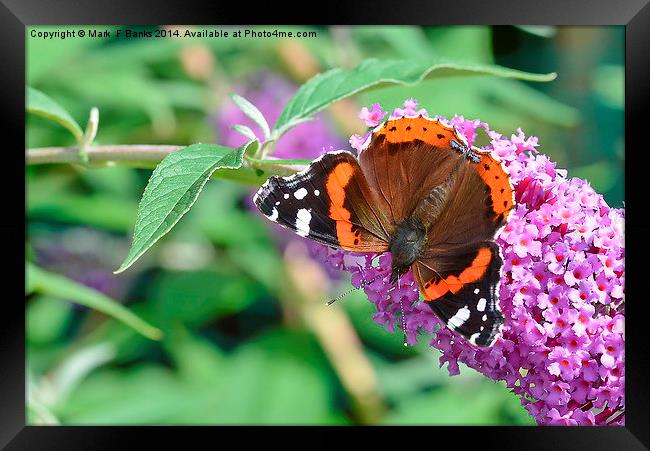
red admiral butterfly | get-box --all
[254,115,514,346]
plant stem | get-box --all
[26,145,299,186]
[26,145,184,166]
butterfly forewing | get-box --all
[254,151,389,251]
[417,159,508,248]
[473,151,514,227]
[358,117,464,225]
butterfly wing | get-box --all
[413,241,504,347]
[411,150,514,347]
[358,116,468,226]
[412,151,514,246]
[473,150,515,226]
[254,151,390,251]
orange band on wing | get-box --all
[475,153,514,219]
[326,162,360,249]
[376,116,461,149]
[423,247,493,301]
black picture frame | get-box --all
[5,0,648,448]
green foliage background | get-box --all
[26,25,623,425]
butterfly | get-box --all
[253,115,514,346]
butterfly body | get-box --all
[389,217,427,283]
[254,115,514,347]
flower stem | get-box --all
[26,145,298,186]
[26,145,184,166]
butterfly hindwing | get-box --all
[254,151,389,252]
[413,241,504,347]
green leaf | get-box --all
[26,262,162,341]
[242,138,260,158]
[115,143,245,273]
[273,58,557,137]
[230,94,271,140]
[231,124,257,141]
[26,86,83,142]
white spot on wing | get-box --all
[284,194,290,199]
[268,207,278,222]
[477,298,487,312]
[470,333,480,345]
[295,209,312,237]
[474,288,480,294]
[482,314,488,321]
[294,187,308,200]
[447,306,470,330]
[314,189,320,196]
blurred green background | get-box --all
[26,26,623,425]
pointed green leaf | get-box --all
[115,143,245,273]
[231,124,257,141]
[273,58,557,137]
[231,94,271,140]
[26,86,84,142]
[242,139,260,158]
[26,262,162,340]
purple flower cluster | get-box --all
[314,99,625,426]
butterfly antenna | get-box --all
[325,272,386,306]
[325,285,357,306]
